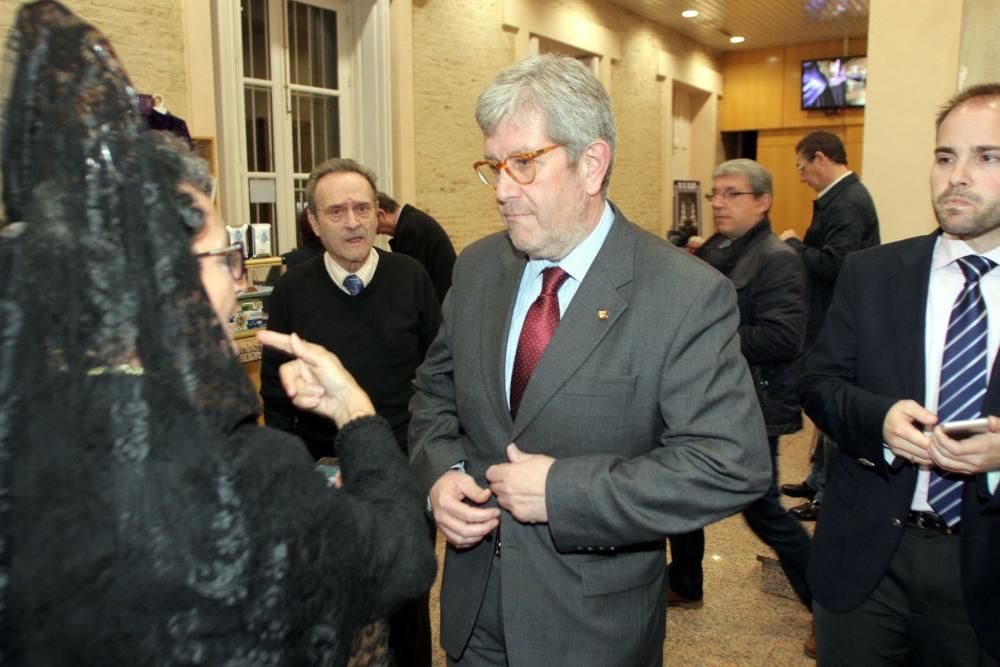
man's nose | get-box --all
[343,210,362,228]
[493,168,520,203]
[948,158,971,187]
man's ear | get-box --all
[757,192,774,214]
[580,140,612,196]
[307,209,321,238]
[375,208,391,235]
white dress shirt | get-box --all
[323,248,379,294]
[897,235,1000,508]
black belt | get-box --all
[906,510,960,535]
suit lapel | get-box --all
[481,242,525,429]
[891,234,937,403]
[510,211,633,439]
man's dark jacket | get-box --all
[698,218,808,436]
[785,172,879,344]
[800,233,1000,660]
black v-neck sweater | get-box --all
[260,250,441,458]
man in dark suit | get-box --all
[376,192,456,303]
[779,130,881,521]
[408,54,771,666]
[800,84,1000,664]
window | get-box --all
[214,0,389,254]
[239,0,350,249]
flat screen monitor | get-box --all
[801,56,867,110]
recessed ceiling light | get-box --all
[729,35,745,44]
[681,9,699,18]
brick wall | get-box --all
[0,0,189,122]
[411,0,720,251]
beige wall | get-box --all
[408,0,721,251]
[863,0,963,243]
[959,0,1000,88]
[1,0,190,125]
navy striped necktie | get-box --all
[929,254,996,526]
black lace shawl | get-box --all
[0,3,435,664]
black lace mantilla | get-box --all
[0,3,435,664]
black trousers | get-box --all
[389,519,435,667]
[814,525,999,666]
[669,435,812,607]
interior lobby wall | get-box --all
[409,0,721,251]
[863,0,963,243]
[0,0,190,127]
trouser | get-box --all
[447,551,507,666]
[670,436,812,608]
[814,526,998,666]
[389,519,435,667]
[805,431,837,503]
[667,529,705,599]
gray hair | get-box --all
[304,158,378,212]
[475,54,616,195]
[712,159,773,196]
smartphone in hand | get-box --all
[939,417,991,440]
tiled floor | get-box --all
[428,422,819,666]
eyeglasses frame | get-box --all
[704,190,757,202]
[196,241,245,281]
[472,144,565,189]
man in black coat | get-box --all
[779,130,880,521]
[377,192,457,303]
[800,84,1000,664]
[669,160,811,640]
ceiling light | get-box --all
[681,9,699,18]
[729,35,745,44]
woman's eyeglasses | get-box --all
[196,242,245,281]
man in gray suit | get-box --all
[409,54,770,666]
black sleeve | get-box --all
[799,254,897,465]
[259,275,296,432]
[796,200,871,284]
[233,417,436,629]
[415,267,443,360]
[738,250,808,365]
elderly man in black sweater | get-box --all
[260,157,441,667]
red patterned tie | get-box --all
[510,266,570,419]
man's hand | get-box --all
[486,444,554,524]
[882,399,937,466]
[779,229,800,242]
[930,415,1000,474]
[429,470,500,549]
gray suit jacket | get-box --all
[409,204,770,665]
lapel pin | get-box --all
[597,309,609,320]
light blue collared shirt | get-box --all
[504,201,615,406]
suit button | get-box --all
[857,458,876,468]
[890,518,903,528]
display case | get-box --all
[232,256,283,340]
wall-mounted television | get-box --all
[801,56,867,110]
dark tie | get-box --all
[929,255,996,526]
[509,266,570,419]
[343,274,364,296]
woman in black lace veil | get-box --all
[0,2,435,664]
